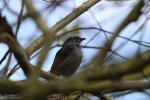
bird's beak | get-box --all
[81,38,86,41]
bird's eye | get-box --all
[72,38,75,41]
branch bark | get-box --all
[0,32,32,77]
[0,79,150,95]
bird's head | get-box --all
[63,36,86,46]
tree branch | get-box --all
[0,32,32,77]
[24,0,101,56]
[91,0,145,66]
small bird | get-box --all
[50,36,85,77]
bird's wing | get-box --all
[50,47,72,74]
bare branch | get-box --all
[0,32,32,77]
[91,0,145,66]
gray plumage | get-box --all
[50,36,85,77]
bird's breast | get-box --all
[64,47,83,75]
[72,47,83,59]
